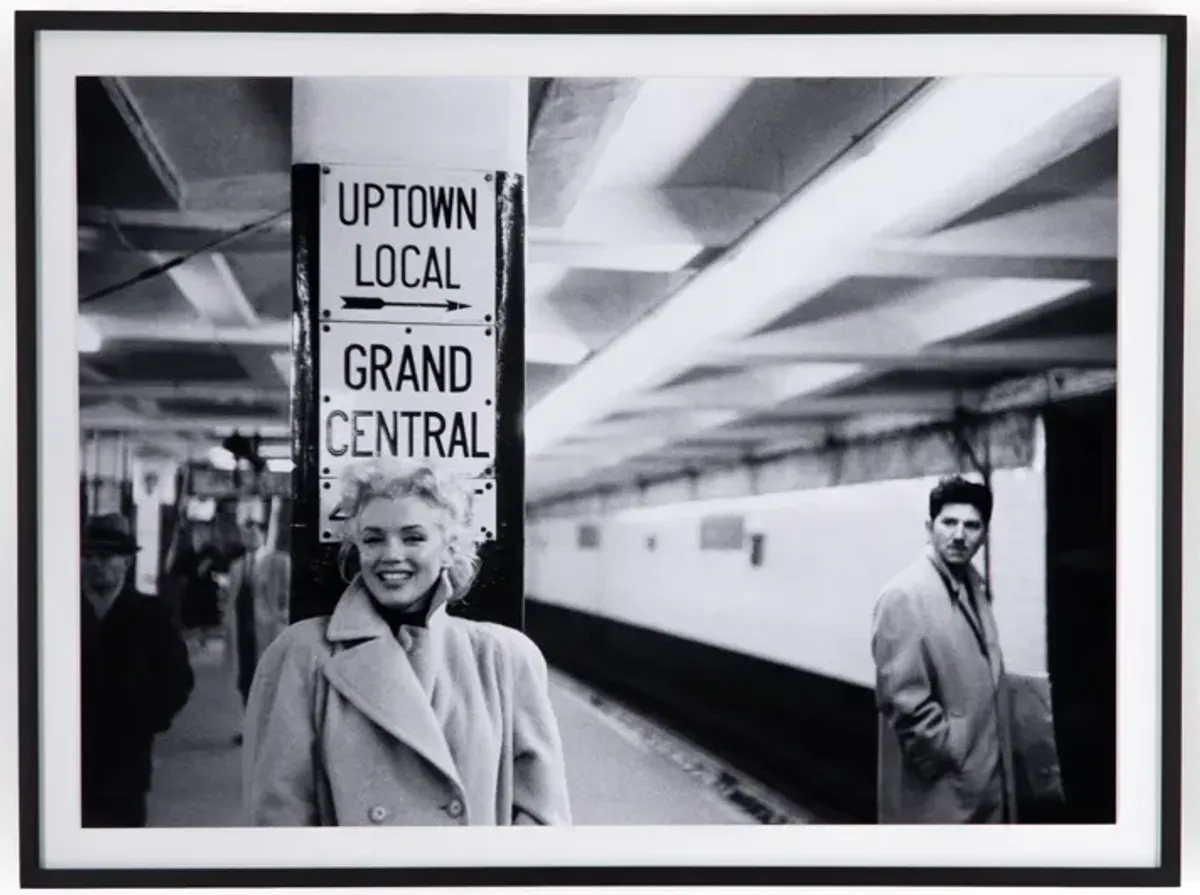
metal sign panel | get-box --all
[319,164,497,326]
[319,476,497,545]
[317,322,496,481]
[292,161,523,629]
[315,163,500,543]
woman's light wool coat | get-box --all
[243,575,572,826]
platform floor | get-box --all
[146,636,755,827]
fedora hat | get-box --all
[81,513,140,555]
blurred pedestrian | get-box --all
[167,521,224,647]
[80,513,195,827]
[222,515,290,743]
[870,476,1017,824]
[242,458,572,827]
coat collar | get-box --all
[926,546,987,601]
[924,547,1003,682]
[326,572,453,642]
[320,573,463,789]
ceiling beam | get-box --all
[561,410,743,442]
[153,251,260,328]
[79,205,292,254]
[527,278,1092,497]
[855,241,1116,285]
[712,334,1116,370]
[80,413,289,437]
[527,78,643,228]
[79,360,111,384]
[230,344,288,389]
[528,238,704,273]
[580,78,753,191]
[88,317,291,347]
[525,77,1119,459]
[79,382,289,404]
[890,78,1118,236]
[527,187,777,273]
[889,194,1117,261]
[98,77,188,207]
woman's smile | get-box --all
[374,566,414,587]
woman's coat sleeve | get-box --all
[511,638,572,825]
[242,629,322,826]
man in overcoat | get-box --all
[871,476,1017,824]
[80,514,195,827]
[223,515,290,742]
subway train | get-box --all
[524,394,1116,824]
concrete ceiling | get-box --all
[77,76,1118,496]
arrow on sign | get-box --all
[341,296,472,313]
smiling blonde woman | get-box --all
[242,458,572,827]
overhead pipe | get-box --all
[80,208,289,306]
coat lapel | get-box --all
[321,578,463,791]
[971,574,1005,685]
[926,551,992,671]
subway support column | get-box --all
[289,78,526,628]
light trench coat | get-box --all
[222,548,291,694]
[242,573,572,827]
[871,548,1018,824]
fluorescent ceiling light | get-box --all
[266,457,295,473]
[528,240,702,273]
[527,331,589,366]
[78,317,103,354]
[207,446,237,471]
[525,77,1116,458]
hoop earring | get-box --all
[337,542,359,584]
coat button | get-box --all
[445,799,464,819]
[368,805,388,824]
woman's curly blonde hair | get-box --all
[335,457,484,600]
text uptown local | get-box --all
[337,180,480,291]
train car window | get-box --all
[577,522,601,549]
[749,533,765,567]
[699,514,745,550]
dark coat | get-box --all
[81,586,195,826]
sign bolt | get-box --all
[484,173,493,182]
[322,166,331,174]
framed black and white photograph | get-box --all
[13,9,1185,888]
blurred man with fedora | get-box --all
[81,513,195,827]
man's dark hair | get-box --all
[929,475,993,525]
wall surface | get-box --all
[527,464,1048,687]
[524,431,1048,821]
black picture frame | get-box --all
[15,10,1185,888]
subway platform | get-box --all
[146,634,810,827]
